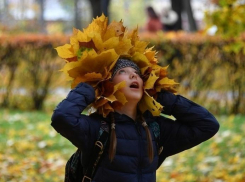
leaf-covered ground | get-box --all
[0,109,244,182]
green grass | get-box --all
[0,109,245,182]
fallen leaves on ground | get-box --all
[0,110,245,182]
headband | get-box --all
[112,59,141,78]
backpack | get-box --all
[64,121,160,182]
[64,120,109,182]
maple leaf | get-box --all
[145,47,158,64]
[55,44,75,59]
[62,49,119,88]
[114,37,132,56]
[156,77,178,92]
[131,52,151,69]
[144,70,159,90]
[138,91,163,116]
[104,20,125,39]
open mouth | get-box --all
[130,82,139,89]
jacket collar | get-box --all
[105,112,135,124]
[102,110,155,124]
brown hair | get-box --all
[109,112,117,162]
[147,6,159,20]
[108,112,154,163]
[139,114,154,163]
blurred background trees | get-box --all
[204,0,245,113]
[0,0,245,114]
[0,0,206,34]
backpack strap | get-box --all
[82,121,109,182]
[149,121,163,155]
[149,121,160,139]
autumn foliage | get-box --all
[0,34,68,110]
[0,30,244,114]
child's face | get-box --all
[112,67,143,102]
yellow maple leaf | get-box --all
[55,44,75,59]
[84,14,108,39]
[104,20,125,40]
[131,52,151,69]
[114,37,132,56]
[94,35,119,53]
[70,34,80,55]
[133,40,149,54]
[114,91,127,105]
[144,70,159,90]
[71,76,84,89]
[113,80,126,92]
[138,91,163,116]
[158,77,178,85]
[127,27,139,45]
[145,47,158,64]
[63,49,119,88]
[159,66,169,77]
[76,29,92,43]
[84,72,103,81]
[156,77,179,92]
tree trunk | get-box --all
[89,0,102,18]
[183,0,197,32]
[1,48,17,108]
[28,47,55,110]
[231,81,241,114]
[171,0,182,30]
[0,0,9,23]
[37,0,46,33]
[74,0,82,29]
[2,65,17,107]
[101,0,110,17]
[89,0,111,20]
[32,70,53,110]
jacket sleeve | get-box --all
[51,82,100,150]
[156,90,220,158]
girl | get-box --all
[51,58,219,182]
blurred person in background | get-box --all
[145,6,163,33]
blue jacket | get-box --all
[51,82,219,182]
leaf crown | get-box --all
[55,14,178,117]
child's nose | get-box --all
[130,72,137,79]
